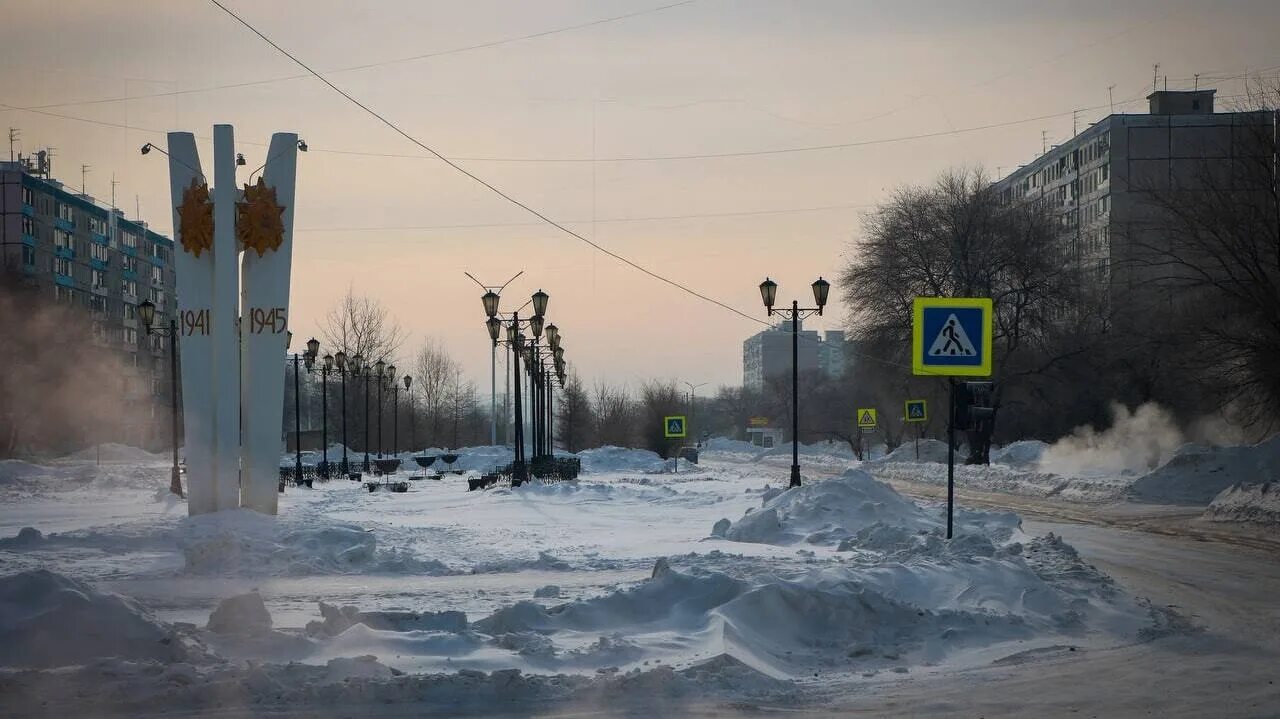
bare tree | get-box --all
[413,339,458,447]
[320,286,405,364]
[591,381,636,448]
[554,371,593,452]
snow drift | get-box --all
[1128,437,1280,505]
[1202,482,1280,525]
[0,569,195,668]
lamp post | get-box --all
[375,358,386,458]
[319,349,332,478]
[138,299,182,497]
[289,333,317,485]
[389,365,400,457]
[488,315,527,480]
[354,353,370,472]
[482,289,550,477]
[335,350,349,473]
[758,276,831,488]
[683,381,707,445]
[402,374,413,453]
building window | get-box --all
[54,229,73,249]
[21,216,35,236]
[89,294,108,313]
[53,257,72,276]
[91,269,107,288]
[90,243,110,262]
[123,302,136,321]
[123,327,139,346]
[55,285,76,304]
[151,264,163,283]
[88,216,107,234]
[121,231,138,249]
[149,287,165,306]
[21,245,35,266]
[57,202,74,222]
[21,186,34,206]
[151,242,168,261]
[121,255,138,273]
[122,279,138,297]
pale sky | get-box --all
[3,0,1278,390]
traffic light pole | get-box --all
[946,377,955,540]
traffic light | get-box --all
[951,381,995,431]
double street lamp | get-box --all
[286,332,317,485]
[758,276,831,488]
[483,288,552,480]
[137,298,182,497]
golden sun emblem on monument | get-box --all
[176,179,213,258]
[237,177,287,258]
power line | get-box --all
[294,202,875,233]
[19,1,699,113]
[206,0,768,327]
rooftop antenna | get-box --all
[1194,73,1200,91]
[7,128,17,162]
[1072,109,1080,136]
[1163,75,1167,92]
[1153,63,1160,92]
[135,194,140,221]
[1041,130,1048,154]
[81,164,91,195]
[110,174,118,209]
[1107,85,1115,114]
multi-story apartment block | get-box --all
[743,320,846,390]
[1,156,177,447]
[992,89,1274,319]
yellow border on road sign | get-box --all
[912,297,994,377]
[904,399,928,423]
[856,408,878,428]
[664,415,688,438]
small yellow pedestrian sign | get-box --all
[857,408,878,429]
[905,400,927,423]
[664,415,687,438]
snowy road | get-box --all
[2,446,1278,717]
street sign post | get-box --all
[904,400,927,422]
[856,408,878,429]
[912,297,994,540]
[664,415,687,439]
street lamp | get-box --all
[387,363,399,456]
[353,353,371,472]
[374,359,386,457]
[335,350,349,473]
[320,351,333,478]
[138,298,182,498]
[758,276,831,488]
[288,334,317,486]
[403,374,415,452]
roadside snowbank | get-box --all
[1202,482,1280,525]
[0,569,197,668]
[1129,437,1280,505]
[871,439,951,465]
[578,446,667,474]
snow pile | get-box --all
[1201,482,1280,525]
[991,440,1049,467]
[0,569,194,668]
[578,446,667,474]
[177,510,451,576]
[752,440,858,463]
[420,445,515,473]
[871,439,951,464]
[1039,402,1183,477]
[207,592,272,635]
[719,469,940,545]
[1129,437,1280,505]
[306,601,468,637]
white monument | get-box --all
[165,125,299,516]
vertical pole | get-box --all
[491,343,497,445]
[321,368,328,477]
[947,377,956,540]
[293,355,302,486]
[393,387,399,456]
[377,373,384,458]
[547,376,554,455]
[790,301,801,488]
[511,314,525,480]
[169,319,182,496]
[362,374,369,472]
[340,369,347,473]
[532,343,541,461]
[409,391,416,452]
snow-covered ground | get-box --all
[1,439,1277,717]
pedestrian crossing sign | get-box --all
[857,408,878,429]
[912,297,993,377]
[664,415,687,438]
[905,399,927,423]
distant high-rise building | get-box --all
[1,155,177,447]
[742,320,846,390]
[992,89,1274,319]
